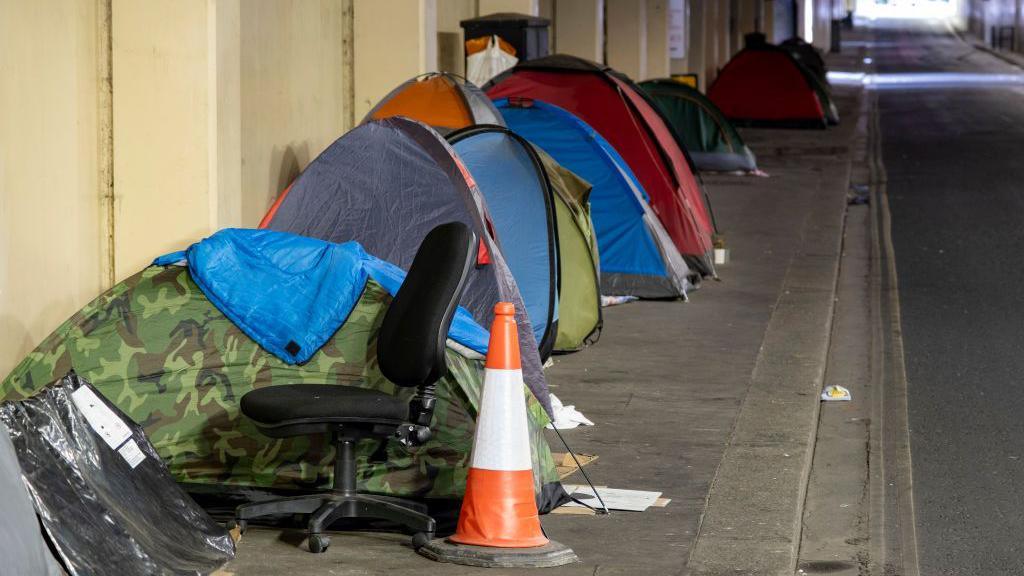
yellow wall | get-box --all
[239,0,349,226]
[0,0,105,376]
[1,0,847,381]
[479,0,539,14]
[437,0,477,75]
[607,0,648,80]
[555,0,605,62]
[112,0,213,277]
[353,0,437,119]
[646,0,671,79]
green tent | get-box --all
[639,79,758,173]
[537,149,602,353]
[0,264,564,510]
[778,38,839,126]
[803,67,840,126]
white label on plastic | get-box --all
[117,439,146,469]
[71,386,132,451]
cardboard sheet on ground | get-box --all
[562,485,664,512]
[553,452,598,479]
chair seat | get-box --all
[240,384,409,425]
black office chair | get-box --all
[233,222,477,553]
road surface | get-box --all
[873,17,1024,575]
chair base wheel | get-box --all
[309,534,330,554]
[411,532,434,550]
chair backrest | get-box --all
[377,222,477,388]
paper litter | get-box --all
[546,393,594,430]
[561,485,663,512]
[821,384,852,401]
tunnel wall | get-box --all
[0,0,843,379]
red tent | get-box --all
[487,55,715,277]
[708,44,827,128]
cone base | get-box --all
[417,538,578,568]
[448,533,549,548]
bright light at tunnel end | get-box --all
[827,71,1024,88]
[855,0,959,20]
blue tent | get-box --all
[494,98,692,298]
[448,126,559,359]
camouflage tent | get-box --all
[1,261,565,511]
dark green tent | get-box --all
[779,38,838,126]
[639,79,758,173]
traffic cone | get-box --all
[417,302,577,568]
[449,301,547,548]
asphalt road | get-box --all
[872,18,1024,575]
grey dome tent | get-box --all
[260,117,552,414]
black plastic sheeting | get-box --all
[0,373,235,576]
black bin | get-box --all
[460,12,551,63]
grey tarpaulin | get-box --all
[265,117,553,416]
[0,373,235,576]
[0,425,63,575]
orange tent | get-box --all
[363,72,505,134]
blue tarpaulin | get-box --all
[154,229,488,364]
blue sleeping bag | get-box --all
[154,228,489,364]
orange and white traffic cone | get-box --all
[450,301,547,548]
[417,302,577,567]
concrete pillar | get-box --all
[686,0,707,87]
[113,0,354,275]
[1016,0,1024,52]
[735,0,760,50]
[607,0,647,79]
[704,0,720,86]
[763,0,776,43]
[437,0,477,75]
[0,0,105,376]
[112,0,236,276]
[798,0,813,43]
[716,0,731,69]
[239,0,349,225]
[479,0,539,14]
[209,0,243,234]
[354,0,437,119]
[646,0,671,79]
[811,0,831,50]
[554,0,604,62]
